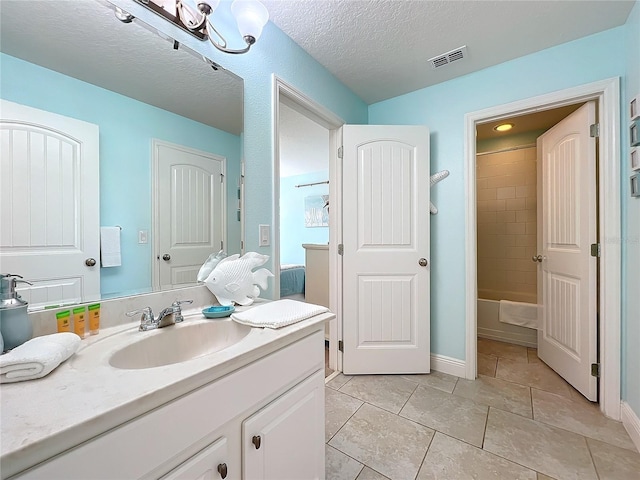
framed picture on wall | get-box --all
[631,95,640,121]
[632,148,640,172]
[631,173,640,198]
[631,120,640,147]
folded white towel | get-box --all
[100,226,121,267]
[0,333,81,383]
[231,299,329,329]
[499,300,539,330]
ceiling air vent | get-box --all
[428,45,468,69]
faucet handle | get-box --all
[126,307,156,331]
[171,299,193,323]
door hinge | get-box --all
[338,340,344,352]
[590,243,601,257]
[221,240,224,250]
[590,123,600,138]
[220,173,225,183]
[338,244,344,255]
[337,146,343,159]
[591,363,600,378]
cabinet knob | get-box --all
[252,435,262,449]
[217,463,228,479]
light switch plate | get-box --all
[259,224,270,246]
[138,230,148,244]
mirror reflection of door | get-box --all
[0,100,100,309]
[152,140,226,290]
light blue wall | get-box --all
[369,27,627,362]
[280,171,330,265]
[0,53,242,297]
[623,0,640,418]
[110,0,369,292]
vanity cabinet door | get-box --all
[162,437,229,480]
[242,370,324,480]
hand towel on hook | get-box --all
[100,226,121,267]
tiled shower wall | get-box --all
[477,146,538,303]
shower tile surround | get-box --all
[325,339,639,480]
[477,146,538,303]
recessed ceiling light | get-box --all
[494,123,514,132]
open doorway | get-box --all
[464,78,621,419]
[475,105,584,387]
[273,78,344,379]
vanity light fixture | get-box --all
[123,0,268,54]
[493,123,514,132]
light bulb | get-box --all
[231,0,269,43]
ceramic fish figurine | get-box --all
[204,252,273,306]
[197,250,227,282]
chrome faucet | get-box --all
[126,300,193,331]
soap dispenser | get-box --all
[0,274,33,351]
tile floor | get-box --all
[325,338,640,480]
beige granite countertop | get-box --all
[0,302,333,479]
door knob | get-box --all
[162,254,171,261]
[532,255,543,263]
[217,463,228,479]
[85,258,97,267]
[418,258,428,267]
[252,435,262,449]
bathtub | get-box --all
[477,298,538,348]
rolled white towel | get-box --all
[0,333,81,383]
[231,299,329,329]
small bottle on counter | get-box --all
[72,307,86,338]
[56,310,71,333]
[88,303,100,335]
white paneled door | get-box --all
[536,102,597,401]
[342,125,431,374]
[0,100,100,308]
[153,140,225,290]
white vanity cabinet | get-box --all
[12,330,325,480]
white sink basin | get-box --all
[109,321,252,369]
[69,319,254,371]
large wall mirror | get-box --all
[0,0,243,309]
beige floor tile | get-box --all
[325,387,364,442]
[587,437,640,480]
[338,375,418,414]
[478,353,498,377]
[484,408,598,480]
[417,432,537,480]
[527,347,541,363]
[496,358,573,398]
[478,338,528,362]
[532,388,637,451]
[327,373,353,390]
[454,374,533,418]
[537,474,556,480]
[401,370,459,394]
[328,403,435,480]
[400,385,488,447]
[356,467,390,480]
[326,445,363,480]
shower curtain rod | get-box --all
[294,180,329,188]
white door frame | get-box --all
[272,76,345,372]
[464,77,621,419]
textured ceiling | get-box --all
[0,0,243,136]
[262,0,635,104]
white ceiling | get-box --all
[0,0,244,136]
[262,0,635,104]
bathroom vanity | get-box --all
[0,305,332,479]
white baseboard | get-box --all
[621,401,640,453]
[431,354,466,378]
[477,328,537,348]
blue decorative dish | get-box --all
[202,305,235,319]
